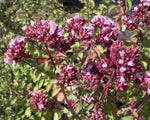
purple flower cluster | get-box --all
[89,107,105,120]
[122,16,138,31]
[81,63,102,90]
[91,15,119,47]
[4,36,26,66]
[136,71,150,95]
[22,20,63,42]
[132,0,150,22]
[29,90,50,111]
[65,16,94,47]
[23,20,70,52]
[56,64,79,86]
[82,40,142,92]
[107,41,142,91]
[83,95,94,103]
[123,0,150,31]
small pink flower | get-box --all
[102,62,107,68]
[83,95,94,103]
[120,67,127,73]
[118,59,124,64]
[147,88,150,95]
[127,61,134,66]
[55,68,61,74]
[29,90,50,111]
[120,76,125,84]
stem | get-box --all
[86,0,90,21]
[136,95,150,113]
[92,47,101,60]
[60,85,81,120]
[22,59,34,67]
[45,44,56,70]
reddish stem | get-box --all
[45,44,56,70]
[136,95,150,113]
[22,59,34,67]
[60,85,81,120]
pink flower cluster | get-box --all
[101,41,142,91]
[65,16,94,47]
[83,95,94,103]
[23,20,70,52]
[132,0,150,22]
[56,64,79,86]
[82,40,142,92]
[123,0,150,31]
[91,15,119,47]
[4,36,26,66]
[122,16,138,31]
[81,63,102,90]
[4,15,120,66]
[89,107,105,120]
[29,90,50,111]
[136,71,150,95]
[22,20,63,42]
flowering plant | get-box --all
[1,0,150,119]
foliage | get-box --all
[0,0,150,120]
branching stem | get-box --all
[136,95,150,113]
[60,85,81,120]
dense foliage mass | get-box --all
[0,0,150,120]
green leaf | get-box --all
[25,107,31,117]
[121,116,133,120]
[126,0,132,10]
[87,103,94,111]
[130,32,138,41]
[90,0,95,7]
[141,61,148,69]
[11,97,17,104]
[62,107,69,114]
[0,49,3,57]
[45,111,53,120]
[108,4,117,13]
[133,111,138,118]
[51,87,61,97]
[37,79,45,88]
[54,112,63,120]
[45,83,52,92]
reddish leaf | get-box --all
[53,52,67,58]
[24,86,32,95]
[33,86,39,92]
[38,58,49,66]
[57,92,65,102]
[52,85,58,90]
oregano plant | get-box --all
[2,0,150,120]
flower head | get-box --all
[29,90,50,111]
[4,36,26,66]
[56,64,79,86]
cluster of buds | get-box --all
[65,16,94,47]
[122,16,139,31]
[132,0,150,22]
[29,90,50,111]
[91,15,119,47]
[22,20,70,52]
[55,64,79,86]
[96,40,142,92]
[89,107,105,120]
[136,71,150,95]
[83,95,94,103]
[4,36,26,66]
[22,20,63,42]
[123,0,150,31]
[81,63,102,90]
